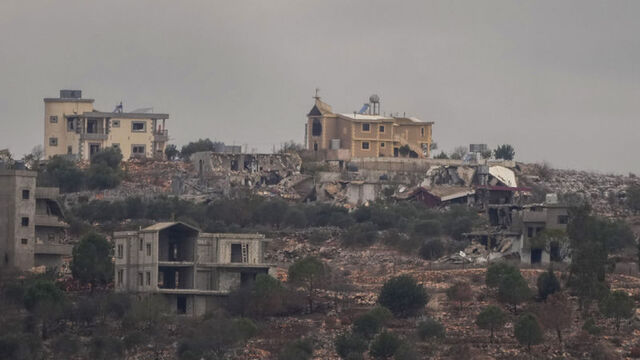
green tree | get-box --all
[418,239,444,260]
[334,332,367,359]
[87,147,123,190]
[288,256,329,312]
[446,281,473,310]
[450,146,467,160]
[398,145,411,157]
[23,280,66,339]
[497,271,531,314]
[626,184,640,212]
[416,318,445,341]
[378,275,428,318]
[71,232,114,293]
[476,305,506,343]
[369,331,402,359]
[44,155,85,192]
[341,222,378,247]
[598,290,634,332]
[514,313,543,352]
[537,269,561,301]
[434,151,448,159]
[352,306,392,339]
[485,262,519,289]
[180,138,216,160]
[494,144,515,160]
[164,144,179,160]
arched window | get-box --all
[312,118,322,136]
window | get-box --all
[49,137,58,146]
[146,272,151,286]
[362,123,370,131]
[132,121,146,132]
[380,142,385,148]
[138,272,143,286]
[527,227,534,238]
[112,143,120,150]
[379,125,385,133]
[67,118,76,131]
[311,118,322,136]
[49,115,58,123]
[362,142,370,150]
[313,143,318,151]
[87,119,98,133]
[117,269,124,285]
[132,145,146,156]
[139,238,143,251]
[48,233,55,242]
[22,190,30,200]
[21,217,29,226]
[117,244,124,259]
[21,238,28,245]
[112,120,120,128]
[146,243,152,256]
[557,215,569,225]
[231,244,243,263]
[421,127,425,137]
[67,146,73,154]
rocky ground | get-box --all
[236,232,640,360]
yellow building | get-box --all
[306,94,433,160]
[44,90,169,160]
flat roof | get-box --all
[81,111,169,119]
[44,98,95,103]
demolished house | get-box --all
[180,151,312,200]
[114,222,272,316]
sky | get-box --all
[1,1,639,174]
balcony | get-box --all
[35,187,60,200]
[522,211,547,223]
[34,243,72,256]
[80,133,108,141]
[154,130,169,142]
[34,215,69,228]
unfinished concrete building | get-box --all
[114,222,272,316]
[0,169,70,271]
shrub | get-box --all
[89,335,124,360]
[485,262,519,289]
[44,156,85,192]
[278,338,313,360]
[378,275,429,318]
[71,232,114,292]
[352,306,392,339]
[537,269,561,300]
[416,318,445,341]
[599,290,635,332]
[335,332,368,359]
[393,343,419,360]
[494,144,515,160]
[369,331,402,359]
[446,281,473,310]
[288,256,329,312]
[419,239,445,260]
[582,318,602,335]
[497,271,531,314]
[342,222,378,247]
[476,305,506,343]
[413,220,442,237]
[514,313,543,352]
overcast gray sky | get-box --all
[1,1,638,173]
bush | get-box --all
[44,156,85,192]
[419,239,445,260]
[164,144,179,160]
[494,144,515,160]
[413,220,442,237]
[369,331,402,359]
[89,335,124,360]
[393,343,418,360]
[342,222,378,247]
[599,290,635,331]
[582,318,602,335]
[537,269,561,300]
[485,262,519,289]
[335,332,368,359]
[476,305,506,343]
[514,313,543,352]
[445,281,473,310]
[278,338,313,360]
[498,271,531,313]
[378,275,429,318]
[87,147,123,190]
[416,318,445,341]
[352,306,392,339]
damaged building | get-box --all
[184,151,311,199]
[114,222,272,316]
[0,168,71,271]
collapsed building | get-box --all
[181,151,312,200]
[114,222,272,316]
[0,168,71,271]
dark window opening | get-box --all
[379,125,385,132]
[527,227,534,238]
[231,244,243,263]
[241,272,258,287]
[138,272,143,286]
[362,123,370,131]
[117,270,123,285]
[89,144,101,157]
[146,272,151,286]
[49,115,58,123]
[394,148,399,157]
[313,143,318,151]
[67,145,73,154]
[230,159,239,171]
[21,238,28,245]
[21,217,29,226]
[49,137,58,146]
[557,215,569,225]
[362,142,370,150]
[311,119,322,136]
[169,243,180,261]
[550,242,561,262]
[177,296,187,314]
[22,190,30,200]
[87,119,98,133]
[139,238,143,251]
[132,122,146,132]
[146,243,152,256]
[67,118,76,131]
[531,249,542,264]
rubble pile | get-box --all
[518,163,640,216]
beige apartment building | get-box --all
[114,222,272,316]
[306,94,434,160]
[44,90,169,160]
